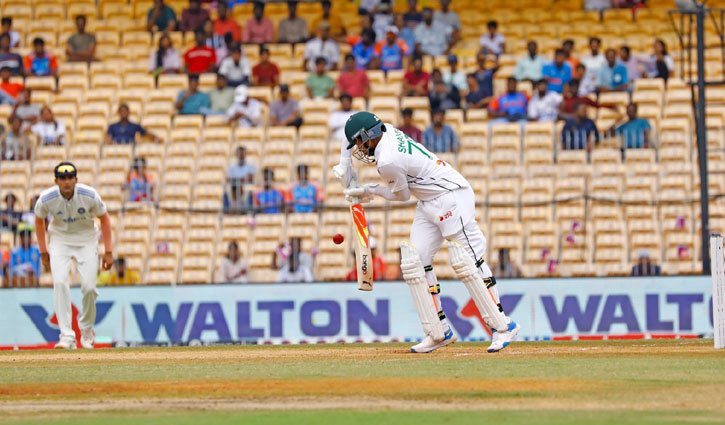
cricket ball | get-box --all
[333,233,344,244]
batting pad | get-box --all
[400,241,446,342]
[447,240,508,331]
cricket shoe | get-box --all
[487,321,520,353]
[54,339,76,349]
[80,329,95,349]
[411,329,456,353]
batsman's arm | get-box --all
[368,184,411,202]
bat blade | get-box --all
[350,200,373,291]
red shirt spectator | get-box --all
[403,56,429,96]
[0,67,23,98]
[251,47,280,87]
[184,45,216,74]
[337,54,369,98]
[243,3,274,44]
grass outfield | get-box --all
[0,340,723,424]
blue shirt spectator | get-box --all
[561,102,599,150]
[176,81,210,115]
[255,188,284,213]
[10,229,40,277]
[473,54,496,99]
[147,1,177,32]
[351,41,376,70]
[597,49,629,92]
[422,111,459,152]
[612,104,651,149]
[541,51,572,94]
[290,184,318,212]
[0,38,23,75]
[489,78,529,121]
[107,122,146,144]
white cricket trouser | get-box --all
[49,237,99,341]
[410,187,502,327]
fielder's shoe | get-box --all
[411,329,456,353]
[80,329,95,349]
[487,321,520,353]
[54,339,76,349]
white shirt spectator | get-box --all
[480,32,505,56]
[619,57,641,81]
[31,121,66,145]
[360,0,381,12]
[276,264,314,283]
[8,31,20,48]
[443,71,468,92]
[219,56,251,83]
[226,99,262,127]
[581,53,607,93]
[304,38,340,71]
[328,109,356,143]
[217,256,249,283]
[528,91,562,122]
[434,10,461,30]
[148,48,182,73]
[414,21,451,57]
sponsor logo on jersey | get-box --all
[436,159,447,166]
[78,207,86,214]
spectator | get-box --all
[394,13,416,56]
[0,34,23,75]
[562,39,580,71]
[255,168,285,213]
[20,195,38,229]
[328,94,356,142]
[202,19,228,65]
[9,225,41,286]
[528,79,562,122]
[561,101,599,151]
[403,0,423,26]
[223,179,253,213]
[304,22,341,71]
[359,0,382,14]
[274,237,316,276]
[1,193,22,233]
[217,241,249,283]
[472,52,497,102]
[398,108,422,142]
[491,248,522,279]
[127,157,155,202]
[414,7,452,57]
[1,17,20,48]
[581,37,606,95]
[184,30,216,74]
[176,74,210,115]
[479,20,505,56]
[10,89,41,129]
[226,85,262,127]
[205,74,235,115]
[346,237,386,282]
[372,1,394,44]
[98,258,141,286]
[65,15,96,63]
[251,46,280,87]
[433,0,461,43]
[242,2,274,44]
[631,249,661,276]
[541,48,572,94]
[402,55,429,96]
[1,116,32,160]
[374,26,409,72]
[574,63,595,96]
[311,1,346,41]
[619,45,641,81]
[645,39,674,82]
[269,84,302,127]
[422,109,458,152]
[597,48,629,93]
[559,80,616,120]
[350,28,377,71]
[218,44,250,87]
[346,12,374,46]
[465,73,491,109]
[514,41,546,82]
[147,0,177,32]
[305,57,336,98]
[442,54,467,95]
[0,66,23,99]
[106,104,155,144]
[227,146,256,186]
[277,1,308,44]
[214,1,241,42]
[608,103,651,149]
[148,34,182,77]
[289,164,320,213]
[488,77,529,123]
[429,70,460,111]
[24,38,58,77]
[276,244,314,283]
[30,106,66,146]
[180,0,210,32]
[337,54,370,99]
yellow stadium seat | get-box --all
[123,31,151,48]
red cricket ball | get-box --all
[333,233,344,244]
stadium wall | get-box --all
[0,277,714,348]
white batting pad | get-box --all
[447,240,508,331]
[400,241,446,342]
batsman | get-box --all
[333,112,520,353]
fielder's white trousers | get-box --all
[410,187,500,309]
[49,237,98,342]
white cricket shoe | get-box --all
[54,339,76,349]
[487,321,520,353]
[80,329,95,349]
[411,330,456,353]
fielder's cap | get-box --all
[234,85,248,102]
[279,83,290,92]
[386,25,398,35]
[54,162,77,178]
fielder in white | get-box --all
[34,162,113,349]
[334,112,520,353]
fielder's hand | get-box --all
[102,252,113,271]
[41,253,50,272]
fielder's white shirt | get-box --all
[35,183,107,244]
[374,124,469,201]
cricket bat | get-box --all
[349,179,373,291]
